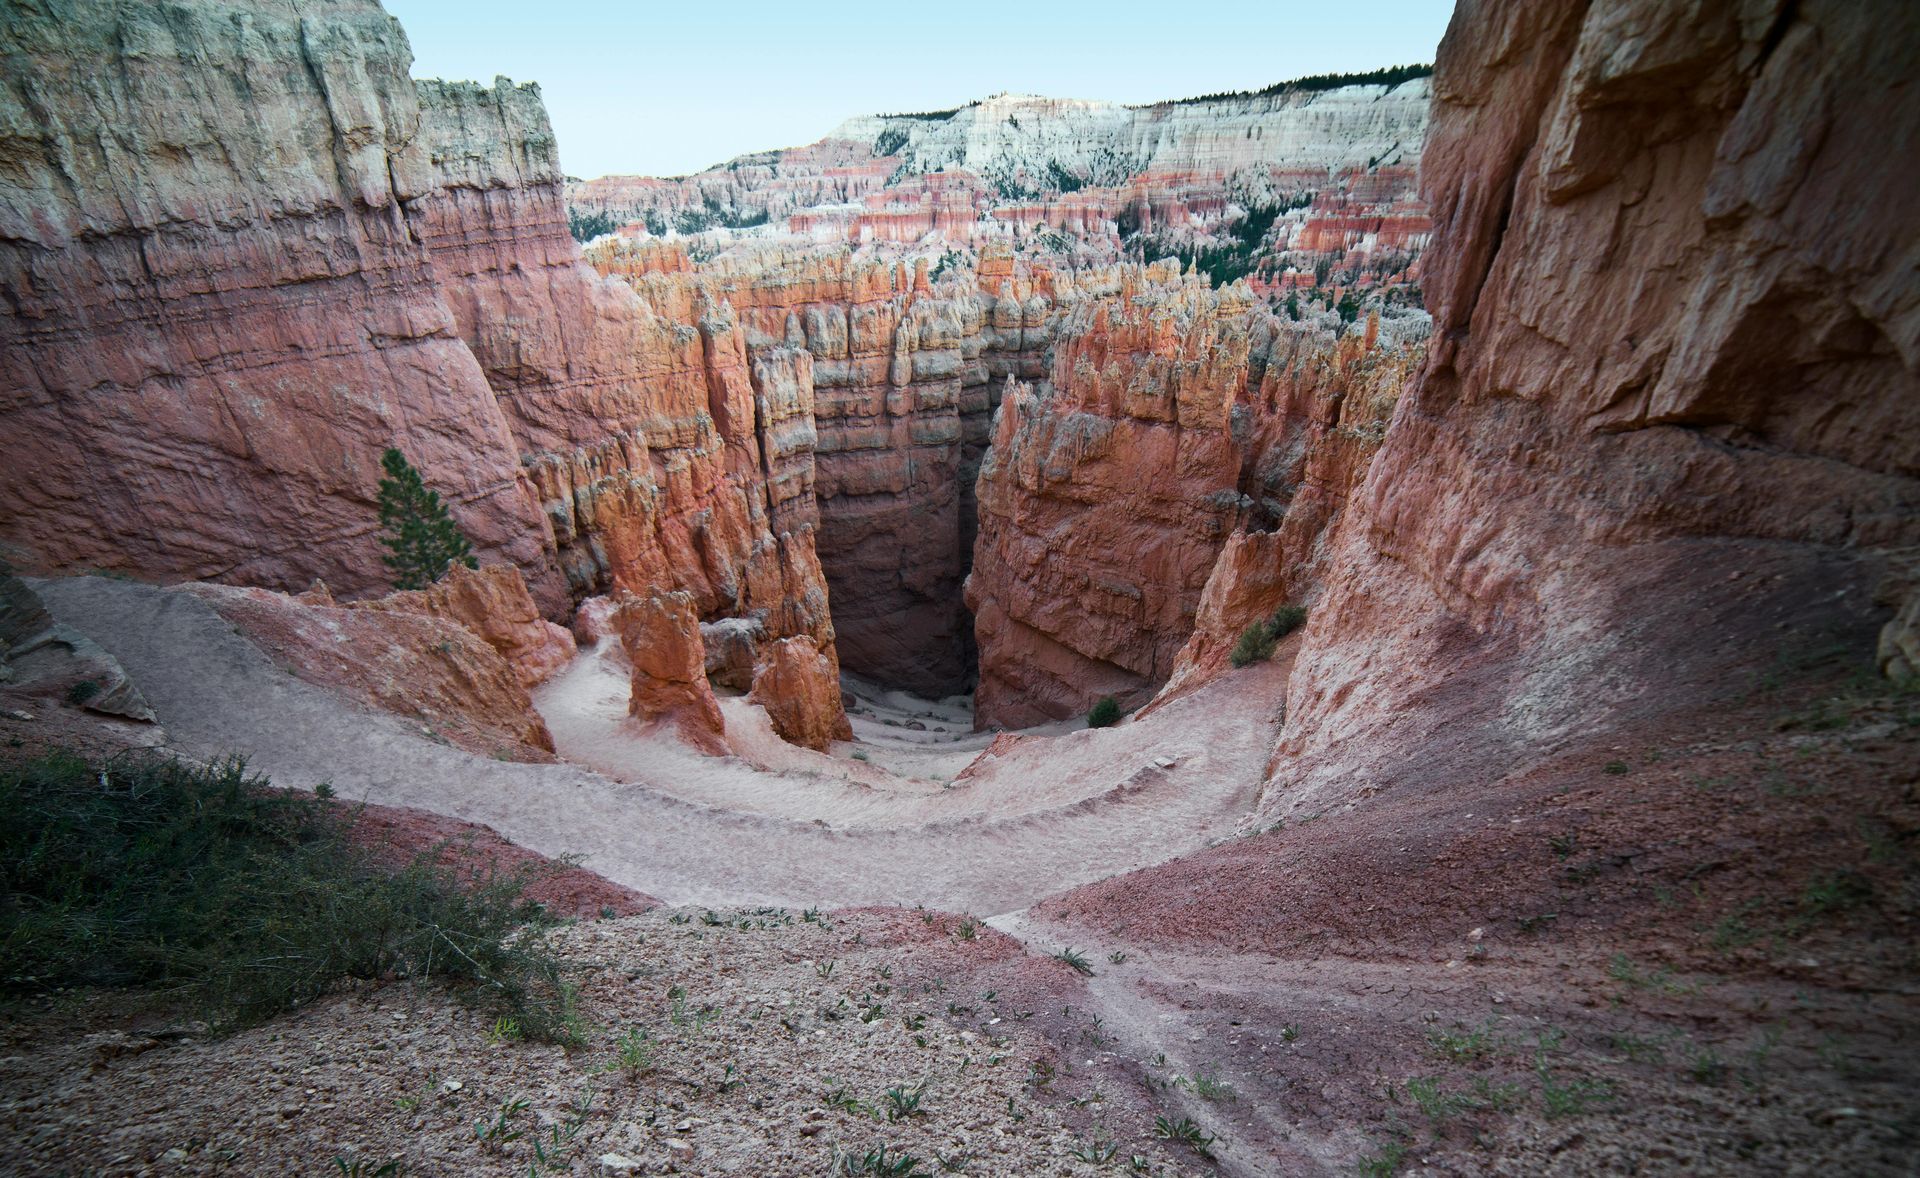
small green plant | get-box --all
[483,1015,522,1045]
[1071,1137,1119,1164]
[955,919,977,941]
[1356,1136,1408,1177]
[817,959,838,978]
[1602,760,1630,775]
[375,447,477,590]
[1229,620,1277,667]
[1230,604,1309,667]
[883,1079,929,1121]
[1186,1072,1237,1102]
[1280,1023,1300,1042]
[852,750,871,761]
[64,679,101,706]
[1054,947,1095,975]
[1154,1114,1217,1157]
[472,1097,530,1151]
[1108,950,1128,965]
[1087,697,1121,728]
[1427,1020,1499,1063]
[335,1157,406,1177]
[611,1027,653,1076]
[841,1145,930,1176]
[1549,832,1578,860]
[1267,604,1308,638]
[1536,1065,1610,1117]
[1027,1058,1055,1090]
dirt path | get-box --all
[35,576,1281,916]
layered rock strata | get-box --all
[188,580,557,762]
[616,590,728,754]
[0,0,848,749]
[1261,0,1920,814]
[967,269,1425,727]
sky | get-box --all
[384,1,1458,181]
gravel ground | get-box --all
[0,907,1206,1177]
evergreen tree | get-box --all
[376,447,476,590]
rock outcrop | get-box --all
[616,590,727,753]
[188,581,557,762]
[0,0,850,750]
[359,564,574,688]
[0,1,563,601]
[1260,0,1920,815]
[967,267,1425,727]
[748,636,854,751]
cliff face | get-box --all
[966,267,1426,727]
[567,82,1433,297]
[0,0,555,601]
[0,0,848,747]
[0,0,841,690]
[1262,0,1920,814]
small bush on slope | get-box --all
[1087,697,1121,728]
[1231,603,1310,668]
[0,749,577,1040]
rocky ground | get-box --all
[5,575,1915,1176]
[0,907,1202,1177]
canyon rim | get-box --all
[1,1,1917,1175]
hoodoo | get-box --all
[2,0,1915,1174]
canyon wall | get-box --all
[0,1,841,674]
[0,0,557,601]
[1260,0,1920,814]
[567,82,1434,295]
[967,267,1426,727]
[0,0,847,745]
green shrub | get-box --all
[1087,697,1121,728]
[1231,604,1309,667]
[1267,604,1308,639]
[1229,621,1276,667]
[0,749,577,1040]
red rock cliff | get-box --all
[1263,0,1920,815]
[966,265,1426,728]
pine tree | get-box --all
[375,447,476,590]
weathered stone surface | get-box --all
[701,616,766,692]
[187,582,556,761]
[1,570,155,722]
[616,590,727,753]
[967,265,1425,728]
[0,0,559,603]
[749,636,854,751]
[362,564,575,688]
[1260,0,1920,815]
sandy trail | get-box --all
[37,576,1281,916]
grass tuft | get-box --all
[0,748,578,1041]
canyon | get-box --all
[1,0,1916,1174]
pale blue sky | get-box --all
[384,1,1457,180]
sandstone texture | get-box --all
[616,590,727,753]
[967,269,1425,727]
[360,564,574,688]
[185,582,557,762]
[748,635,855,751]
[1260,0,1920,815]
